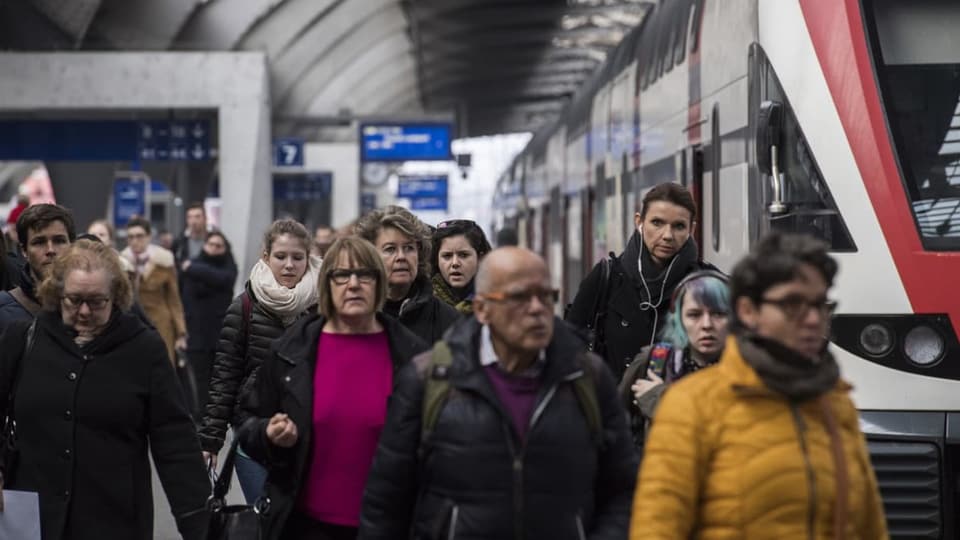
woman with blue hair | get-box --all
[618,270,731,446]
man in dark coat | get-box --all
[566,182,720,380]
[359,247,637,540]
[0,204,75,331]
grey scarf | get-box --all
[737,334,840,401]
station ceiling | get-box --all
[1,0,652,137]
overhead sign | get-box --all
[0,119,214,161]
[113,177,146,228]
[273,172,332,201]
[397,175,448,199]
[274,138,304,167]
[410,197,448,211]
[360,124,452,162]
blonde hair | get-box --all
[38,238,134,311]
[317,236,388,319]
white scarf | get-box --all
[248,255,321,326]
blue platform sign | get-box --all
[0,120,213,161]
[410,197,448,211]
[397,175,448,198]
[360,124,452,162]
[273,173,332,201]
[274,138,304,167]
[113,178,146,228]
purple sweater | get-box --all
[483,365,542,441]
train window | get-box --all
[689,0,704,53]
[864,0,960,250]
[761,55,856,251]
[674,1,692,66]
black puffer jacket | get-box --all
[384,275,459,345]
[358,317,638,540]
[238,312,428,540]
[198,282,304,453]
[180,253,238,352]
[566,232,718,380]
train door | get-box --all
[564,192,584,307]
[684,146,705,252]
[583,186,595,275]
[592,163,608,262]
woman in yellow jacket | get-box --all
[630,233,887,540]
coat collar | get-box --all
[122,245,175,280]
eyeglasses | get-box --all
[329,268,378,285]
[62,295,111,311]
[760,296,837,320]
[481,288,559,307]
[437,219,479,230]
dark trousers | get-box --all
[187,348,216,417]
[281,512,357,540]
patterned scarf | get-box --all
[432,272,473,314]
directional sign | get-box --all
[274,138,304,167]
[410,197,448,211]
[360,124,452,162]
[0,119,214,161]
[397,175,448,198]
[113,178,146,228]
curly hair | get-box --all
[353,205,433,279]
[37,238,134,312]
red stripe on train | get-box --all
[799,0,960,336]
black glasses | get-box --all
[482,288,559,307]
[437,219,479,230]
[62,295,111,311]
[760,296,837,320]
[329,268,378,285]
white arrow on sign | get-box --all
[192,144,205,160]
[192,123,205,138]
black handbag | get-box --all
[207,437,267,540]
[0,320,36,485]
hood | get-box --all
[37,308,148,354]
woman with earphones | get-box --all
[567,182,720,380]
[617,270,730,448]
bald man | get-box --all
[360,247,637,540]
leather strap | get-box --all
[9,287,40,316]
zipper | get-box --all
[447,505,459,540]
[575,513,587,540]
[790,405,817,540]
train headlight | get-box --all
[904,325,944,367]
[859,324,894,357]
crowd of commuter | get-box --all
[0,182,888,540]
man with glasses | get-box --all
[360,247,637,540]
[0,204,75,333]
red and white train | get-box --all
[493,0,960,536]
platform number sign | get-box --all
[274,138,304,167]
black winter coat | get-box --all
[0,310,210,540]
[566,233,716,380]
[180,253,238,352]
[238,312,428,540]
[198,282,303,454]
[385,275,459,345]
[358,317,638,540]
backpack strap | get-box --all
[572,354,604,448]
[9,288,40,316]
[420,341,454,454]
[586,255,615,353]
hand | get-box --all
[181,260,192,271]
[631,369,664,402]
[266,413,298,448]
[175,336,188,351]
[203,451,218,470]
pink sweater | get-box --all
[296,331,392,526]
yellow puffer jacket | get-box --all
[629,336,887,539]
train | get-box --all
[492,0,960,537]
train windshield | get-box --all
[865,0,960,249]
